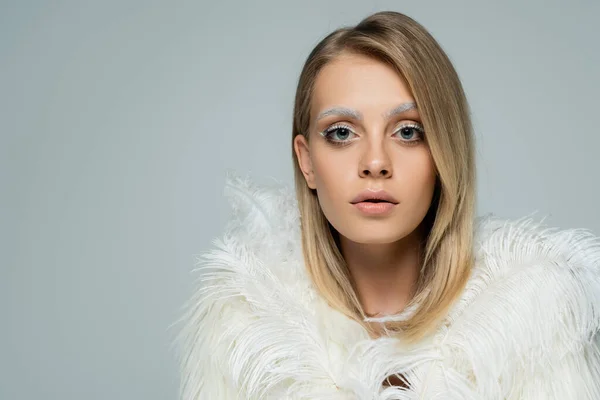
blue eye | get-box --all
[395,123,425,141]
[320,124,356,145]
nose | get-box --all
[358,140,393,178]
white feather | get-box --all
[171,170,600,399]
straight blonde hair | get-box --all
[291,11,476,344]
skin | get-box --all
[294,52,438,322]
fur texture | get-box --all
[173,170,600,399]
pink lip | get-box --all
[352,201,396,215]
[351,189,398,204]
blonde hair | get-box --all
[291,11,476,344]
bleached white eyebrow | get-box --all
[315,102,418,122]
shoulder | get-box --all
[173,170,322,398]
[439,212,600,394]
[471,212,600,329]
[452,212,600,326]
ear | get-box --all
[293,134,316,189]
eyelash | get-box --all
[319,122,425,147]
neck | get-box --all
[339,226,424,317]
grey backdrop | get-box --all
[2,1,598,399]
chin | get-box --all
[340,228,410,245]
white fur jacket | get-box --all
[175,171,600,399]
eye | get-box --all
[394,122,425,142]
[319,123,357,145]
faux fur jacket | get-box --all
[175,170,600,399]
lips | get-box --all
[350,189,399,204]
[352,199,397,215]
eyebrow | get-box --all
[315,102,418,123]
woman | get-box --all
[175,11,600,399]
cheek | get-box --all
[310,155,351,227]
[404,154,437,203]
[311,148,350,194]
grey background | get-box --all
[2,0,598,399]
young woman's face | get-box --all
[294,52,437,244]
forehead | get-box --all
[311,53,414,116]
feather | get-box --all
[172,170,600,399]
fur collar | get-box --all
[175,170,600,399]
